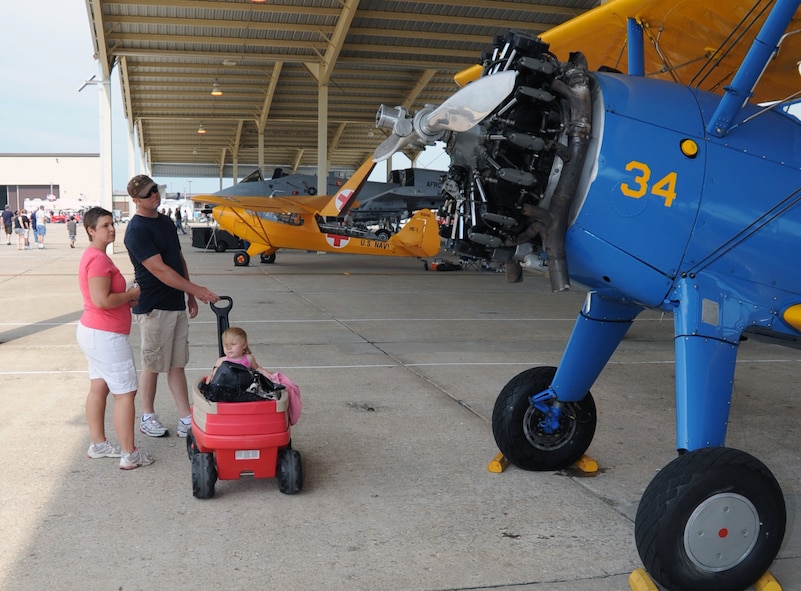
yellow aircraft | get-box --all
[192,158,441,266]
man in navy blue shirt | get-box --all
[124,174,219,438]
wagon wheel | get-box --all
[276,448,303,494]
[191,452,218,499]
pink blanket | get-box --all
[272,372,302,426]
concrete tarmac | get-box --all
[1,223,800,591]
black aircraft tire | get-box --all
[191,452,217,499]
[233,251,250,266]
[491,366,596,471]
[634,447,786,591]
[260,252,276,264]
[277,448,303,494]
[375,229,391,241]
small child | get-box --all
[209,327,302,424]
[210,326,272,380]
[67,215,78,248]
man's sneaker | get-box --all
[140,415,169,437]
[177,419,191,438]
[87,441,122,459]
[119,449,155,470]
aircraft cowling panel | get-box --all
[213,207,272,254]
[565,73,707,303]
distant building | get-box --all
[0,154,131,214]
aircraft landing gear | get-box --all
[634,447,785,591]
[491,366,596,470]
[233,250,250,266]
[234,251,276,266]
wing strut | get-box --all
[627,18,645,76]
[706,0,801,137]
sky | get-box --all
[0,1,450,197]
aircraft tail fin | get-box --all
[388,209,441,258]
[319,158,375,217]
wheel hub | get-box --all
[683,492,760,572]
[523,403,576,450]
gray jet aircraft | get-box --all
[210,166,445,237]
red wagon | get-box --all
[186,297,302,499]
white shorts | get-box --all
[76,323,138,394]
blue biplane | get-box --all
[372,1,801,589]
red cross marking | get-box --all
[326,234,350,248]
[335,189,354,212]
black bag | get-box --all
[199,360,285,403]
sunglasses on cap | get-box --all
[145,186,160,197]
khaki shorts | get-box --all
[134,309,189,372]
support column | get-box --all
[98,74,112,215]
[317,84,329,198]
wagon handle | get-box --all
[210,296,233,357]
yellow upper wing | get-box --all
[191,193,334,215]
[540,0,801,103]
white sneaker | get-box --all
[140,415,169,437]
[119,449,154,470]
[177,419,191,438]
[87,441,122,458]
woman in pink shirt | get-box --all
[76,207,153,470]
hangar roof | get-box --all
[85,0,599,179]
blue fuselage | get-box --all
[567,73,801,343]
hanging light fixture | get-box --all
[197,123,206,134]
[211,80,223,96]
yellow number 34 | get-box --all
[620,161,677,207]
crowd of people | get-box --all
[2,204,80,250]
[2,205,45,249]
[2,199,191,251]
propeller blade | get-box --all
[374,133,410,163]
[372,70,517,162]
[424,70,516,133]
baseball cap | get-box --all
[127,174,158,199]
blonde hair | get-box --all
[221,327,251,354]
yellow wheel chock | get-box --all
[628,567,781,591]
[487,452,508,473]
[487,453,599,474]
[754,571,782,591]
[575,454,598,473]
[628,568,658,591]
